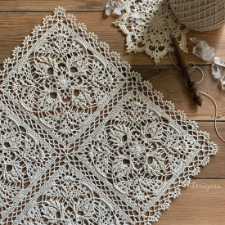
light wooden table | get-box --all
[0,1,224,224]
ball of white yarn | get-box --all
[169,0,225,32]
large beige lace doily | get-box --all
[0,7,218,225]
[113,0,190,63]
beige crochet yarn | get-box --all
[169,0,225,32]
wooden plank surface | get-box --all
[193,122,225,178]
[133,65,225,121]
[0,0,106,12]
[0,1,224,224]
[0,12,225,65]
[156,179,225,225]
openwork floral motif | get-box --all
[88,121,170,202]
[0,7,218,225]
[0,117,41,183]
[24,175,117,224]
[81,99,200,206]
[0,115,43,213]
[11,31,116,136]
[113,0,189,63]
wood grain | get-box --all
[0,12,225,65]
[0,0,105,12]
[0,2,224,224]
[193,122,225,178]
[156,179,225,225]
[133,65,225,121]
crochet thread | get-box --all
[0,7,218,225]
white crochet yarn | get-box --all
[169,0,225,31]
[0,7,218,225]
[114,0,189,63]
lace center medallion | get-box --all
[0,7,218,225]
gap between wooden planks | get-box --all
[0,13,225,118]
[0,8,224,174]
[0,12,225,65]
[156,179,225,225]
[192,122,225,178]
[133,65,225,121]
[0,0,106,12]
[0,2,224,225]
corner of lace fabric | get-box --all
[113,0,190,63]
[0,6,218,225]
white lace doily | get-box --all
[113,0,190,63]
[0,7,218,225]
